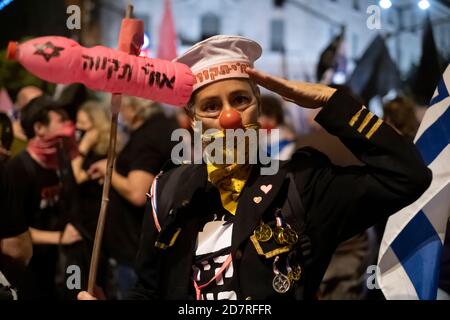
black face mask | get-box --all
[75,129,86,142]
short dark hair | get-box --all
[383,96,419,141]
[260,95,284,125]
[20,95,66,139]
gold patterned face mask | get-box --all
[202,123,260,163]
[203,123,260,215]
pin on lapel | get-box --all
[260,184,272,194]
[253,196,262,204]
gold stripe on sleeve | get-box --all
[349,107,366,127]
[366,119,383,139]
[357,112,375,133]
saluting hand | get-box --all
[246,68,337,109]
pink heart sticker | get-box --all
[253,196,262,204]
[260,184,273,194]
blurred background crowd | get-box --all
[0,0,449,300]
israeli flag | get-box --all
[377,65,450,300]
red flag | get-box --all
[0,88,14,116]
[157,0,177,61]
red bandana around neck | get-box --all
[27,122,79,170]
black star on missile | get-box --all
[33,41,65,62]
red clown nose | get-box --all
[219,109,243,129]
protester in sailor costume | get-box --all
[79,35,432,300]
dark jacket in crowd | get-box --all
[104,112,179,267]
[129,90,432,300]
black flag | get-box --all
[347,35,401,105]
[410,16,445,105]
[316,28,347,84]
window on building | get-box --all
[270,19,285,52]
[201,13,220,40]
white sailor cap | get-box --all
[174,35,262,92]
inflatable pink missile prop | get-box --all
[7,36,193,107]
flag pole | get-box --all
[87,3,134,295]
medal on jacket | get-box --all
[283,228,299,245]
[254,223,272,242]
[274,215,299,245]
[287,265,302,282]
[272,256,291,294]
[274,226,285,245]
[286,253,302,282]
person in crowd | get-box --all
[54,83,89,123]
[0,112,13,163]
[72,101,115,239]
[0,140,32,300]
[258,95,297,160]
[79,35,431,300]
[15,87,43,113]
[53,100,116,299]
[10,86,43,156]
[4,96,82,299]
[383,96,420,142]
[87,96,179,298]
[0,143,32,267]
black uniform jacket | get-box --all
[128,90,432,300]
